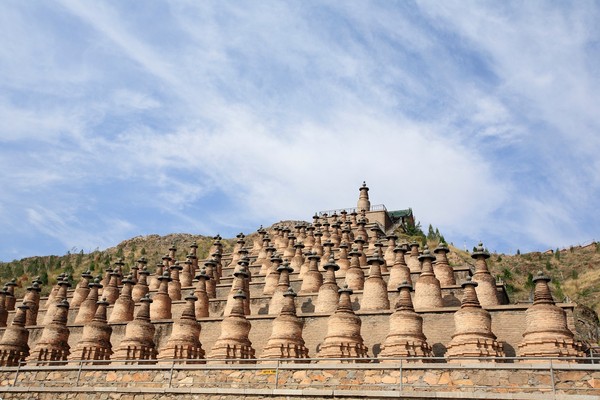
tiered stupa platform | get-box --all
[0,183,585,369]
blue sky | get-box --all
[1,1,599,260]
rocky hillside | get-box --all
[448,242,600,311]
[0,233,236,298]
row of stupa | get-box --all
[0,183,585,366]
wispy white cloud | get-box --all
[0,1,598,259]
[26,206,136,253]
[57,0,180,86]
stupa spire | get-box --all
[357,181,371,212]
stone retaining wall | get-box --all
[1,362,599,399]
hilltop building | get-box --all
[317,181,414,233]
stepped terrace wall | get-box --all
[0,252,575,360]
[0,301,577,359]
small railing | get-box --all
[316,204,387,217]
[3,356,600,396]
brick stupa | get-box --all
[406,241,421,273]
[108,274,135,323]
[74,277,102,324]
[314,257,340,313]
[336,241,351,274]
[42,277,71,325]
[23,281,41,326]
[223,263,251,316]
[446,278,504,362]
[131,266,150,302]
[180,258,194,288]
[263,253,282,296]
[28,299,71,365]
[413,246,443,309]
[203,258,218,298]
[0,303,30,366]
[384,234,398,268]
[345,247,365,291]
[112,295,157,364]
[194,268,211,318]
[361,249,390,311]
[0,288,7,328]
[268,261,294,315]
[4,279,17,311]
[317,285,369,362]
[517,272,584,361]
[168,262,183,301]
[69,298,112,364]
[158,292,205,363]
[71,270,93,308]
[433,242,456,287]
[299,252,323,294]
[150,271,172,320]
[260,288,309,362]
[208,290,255,363]
[379,282,432,361]
[388,245,412,290]
[102,268,121,305]
[471,243,500,306]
